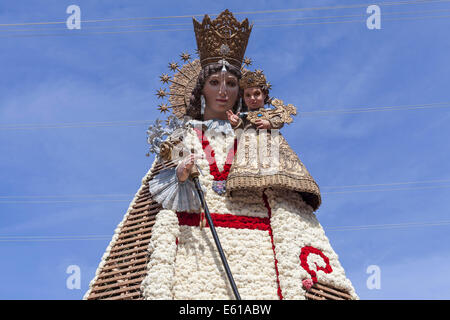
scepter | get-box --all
[190,164,242,300]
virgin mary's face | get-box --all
[202,71,239,120]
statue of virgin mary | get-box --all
[142,9,358,300]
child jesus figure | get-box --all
[226,69,284,131]
[225,69,320,212]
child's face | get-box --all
[243,87,266,110]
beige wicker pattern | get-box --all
[226,130,322,211]
[86,160,176,300]
[227,174,321,211]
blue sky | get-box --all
[1,0,450,300]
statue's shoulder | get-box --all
[147,116,191,162]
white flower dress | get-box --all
[142,119,358,300]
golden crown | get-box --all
[239,69,271,90]
[193,9,253,69]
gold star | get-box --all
[240,67,250,75]
[168,62,179,71]
[243,57,252,67]
[180,52,191,62]
[160,73,170,84]
[254,69,263,76]
[266,82,272,90]
[156,88,167,99]
[158,103,170,113]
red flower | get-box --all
[302,278,314,290]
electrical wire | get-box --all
[0,199,131,204]
[1,184,448,203]
[1,101,449,130]
[0,120,152,130]
[301,102,450,117]
[1,179,450,203]
[322,184,450,194]
[3,8,450,33]
[321,178,450,189]
[0,1,449,38]
[2,13,450,38]
[0,236,111,242]
[0,193,133,199]
[1,178,449,200]
[326,220,450,231]
[1,219,449,241]
[1,0,448,27]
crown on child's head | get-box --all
[239,69,271,90]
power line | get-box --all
[0,22,192,33]
[321,178,450,189]
[1,0,447,27]
[1,101,449,131]
[0,28,191,38]
[0,235,109,238]
[255,7,450,22]
[0,184,447,203]
[3,8,450,33]
[1,179,450,203]
[256,13,450,28]
[1,178,449,200]
[384,12,450,21]
[0,193,133,199]
[0,199,130,204]
[325,220,450,231]
[322,184,450,194]
[1,219,449,242]
[0,236,111,242]
[236,0,450,15]
[0,1,449,38]
[301,102,450,117]
[2,13,450,38]
[0,120,151,130]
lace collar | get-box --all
[187,119,234,135]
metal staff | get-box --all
[190,164,241,300]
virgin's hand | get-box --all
[176,154,201,182]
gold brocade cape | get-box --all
[226,123,321,211]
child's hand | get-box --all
[226,110,240,127]
[255,119,271,129]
